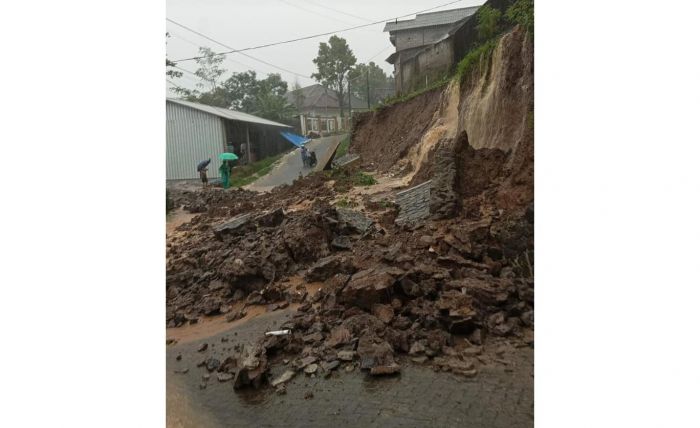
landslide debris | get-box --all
[166,25,534,392]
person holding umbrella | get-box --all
[197,158,211,189]
[300,144,309,168]
[218,152,239,189]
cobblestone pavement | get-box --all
[247,134,346,192]
[167,309,533,428]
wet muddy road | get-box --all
[167,309,533,428]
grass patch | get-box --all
[354,171,377,186]
[336,135,350,158]
[378,76,450,110]
[329,169,377,192]
[376,39,498,111]
[456,39,498,83]
[335,198,358,208]
[229,153,285,187]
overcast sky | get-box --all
[166,0,484,94]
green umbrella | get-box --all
[219,152,239,161]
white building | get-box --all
[166,98,291,180]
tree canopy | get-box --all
[165,33,182,80]
[347,62,394,107]
[166,47,295,122]
[311,35,356,117]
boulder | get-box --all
[356,335,396,371]
[305,256,353,282]
[331,235,352,251]
[256,208,285,228]
[325,326,352,348]
[371,304,394,324]
[213,213,253,239]
[340,269,394,309]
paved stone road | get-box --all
[247,134,346,192]
[167,309,533,428]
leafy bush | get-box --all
[506,0,534,35]
[476,5,502,41]
[354,172,377,186]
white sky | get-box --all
[166,0,484,93]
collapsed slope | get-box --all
[166,25,534,390]
[351,25,534,212]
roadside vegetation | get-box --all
[229,153,285,187]
[326,168,377,192]
[336,135,350,158]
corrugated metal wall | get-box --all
[166,101,226,180]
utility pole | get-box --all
[347,74,352,130]
[366,69,371,110]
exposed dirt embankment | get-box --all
[351,26,534,212]
[351,87,443,173]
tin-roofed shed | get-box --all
[166,98,292,180]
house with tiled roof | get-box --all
[284,84,368,136]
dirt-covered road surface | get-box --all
[247,134,346,192]
[167,308,533,428]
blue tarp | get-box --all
[280,131,311,148]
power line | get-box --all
[166,18,313,80]
[300,0,375,23]
[168,31,256,70]
[368,46,393,62]
[171,0,465,62]
[277,0,360,27]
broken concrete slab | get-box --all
[336,208,373,233]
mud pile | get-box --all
[166,25,534,389]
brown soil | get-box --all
[165,26,534,391]
[351,87,443,173]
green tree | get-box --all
[476,5,502,41]
[254,91,295,121]
[167,44,294,121]
[221,71,260,111]
[347,62,391,107]
[312,35,357,118]
[506,0,534,35]
[165,33,183,80]
[193,47,226,92]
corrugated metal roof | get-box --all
[383,6,480,33]
[166,98,291,128]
